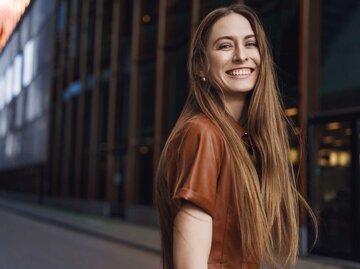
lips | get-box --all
[226,68,253,76]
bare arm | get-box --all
[173,202,213,269]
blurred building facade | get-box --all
[0,0,359,263]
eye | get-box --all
[217,43,233,50]
[246,41,259,47]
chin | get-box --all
[229,85,256,93]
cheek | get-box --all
[208,52,231,74]
[254,69,260,81]
[252,51,261,66]
[208,57,221,72]
[208,60,224,80]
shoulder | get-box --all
[183,114,223,138]
[181,114,225,152]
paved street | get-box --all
[0,208,161,269]
[0,198,359,269]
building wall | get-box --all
[0,0,54,192]
[0,0,359,262]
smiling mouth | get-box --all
[226,68,253,77]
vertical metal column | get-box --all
[125,0,141,206]
[74,0,90,198]
[348,117,360,260]
[62,1,78,196]
[51,0,69,196]
[191,0,200,33]
[298,0,310,226]
[88,0,104,199]
[307,1,321,115]
[354,119,360,260]
[153,0,167,176]
[298,0,321,224]
[298,0,322,254]
[105,0,121,203]
[44,0,58,199]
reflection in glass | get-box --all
[15,92,25,127]
[5,133,21,158]
[0,75,5,109]
[13,54,23,96]
[0,0,50,171]
[310,120,355,257]
[25,80,42,121]
[56,1,65,33]
[23,39,34,87]
[5,64,13,104]
[0,109,7,136]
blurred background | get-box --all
[0,0,359,268]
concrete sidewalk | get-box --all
[0,197,358,269]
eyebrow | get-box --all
[213,34,256,45]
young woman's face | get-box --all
[206,13,261,95]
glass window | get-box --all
[23,39,35,87]
[15,92,25,128]
[31,0,42,35]
[0,109,7,137]
[32,35,39,76]
[162,0,191,134]
[69,0,80,59]
[13,54,23,96]
[56,1,65,33]
[5,132,20,158]
[22,116,47,163]
[20,14,30,48]
[31,0,53,35]
[25,78,42,121]
[309,119,357,259]
[320,1,360,110]
[40,68,50,112]
[38,23,51,70]
[117,0,132,146]
[100,0,112,72]
[5,64,13,104]
[138,0,158,140]
[86,0,96,74]
[0,74,5,109]
[134,0,159,206]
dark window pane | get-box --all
[320,0,360,110]
[309,120,357,259]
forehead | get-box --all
[208,13,254,41]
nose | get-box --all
[233,45,248,62]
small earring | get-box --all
[202,77,206,82]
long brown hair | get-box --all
[155,4,316,269]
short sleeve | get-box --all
[174,118,224,218]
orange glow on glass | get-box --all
[0,0,31,52]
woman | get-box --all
[155,4,316,269]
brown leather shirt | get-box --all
[167,114,260,269]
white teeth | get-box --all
[228,68,251,76]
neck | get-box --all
[223,92,248,122]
